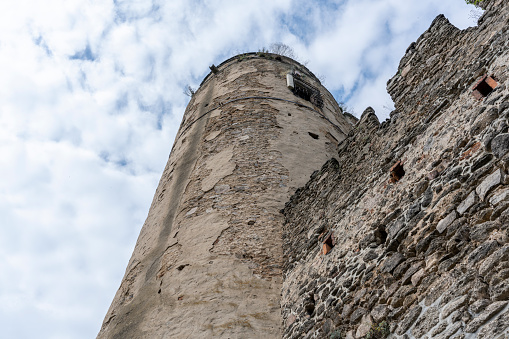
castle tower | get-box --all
[98,53,353,338]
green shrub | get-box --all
[330,329,342,339]
[465,0,483,6]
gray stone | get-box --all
[470,299,491,314]
[471,221,500,242]
[491,133,509,158]
[468,241,499,265]
[381,252,405,274]
[476,169,503,201]
[431,321,448,336]
[371,304,390,323]
[457,191,477,215]
[489,188,509,206]
[465,301,507,333]
[437,211,457,233]
[349,307,367,324]
[411,306,440,338]
[490,279,509,301]
[396,305,422,335]
[442,295,469,319]
[435,322,462,339]
[479,244,509,277]
[477,309,509,339]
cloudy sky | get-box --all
[0,0,480,338]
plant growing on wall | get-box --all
[365,321,390,339]
[465,0,483,6]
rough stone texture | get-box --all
[491,133,509,158]
[281,1,509,338]
[437,211,457,233]
[457,191,477,215]
[476,169,503,201]
[97,54,352,339]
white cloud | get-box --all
[0,0,479,337]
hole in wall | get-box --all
[308,132,319,139]
[472,75,497,99]
[304,294,315,316]
[288,113,292,116]
[176,264,189,271]
[378,226,388,244]
[322,232,335,255]
[390,161,405,183]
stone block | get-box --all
[457,191,477,215]
[411,268,426,286]
[477,309,509,339]
[381,252,405,274]
[441,295,468,319]
[465,301,507,333]
[396,305,422,335]
[476,169,503,201]
[437,211,457,233]
[489,188,509,205]
[411,306,439,338]
[491,133,509,158]
[479,245,509,277]
[371,304,390,323]
[490,279,509,301]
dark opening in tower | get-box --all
[291,74,324,108]
[472,75,497,99]
[322,232,335,255]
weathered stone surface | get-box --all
[480,245,509,277]
[465,301,507,333]
[490,279,509,301]
[412,306,439,338]
[396,305,422,335]
[437,211,457,233]
[457,191,477,215]
[490,188,509,206]
[442,295,469,319]
[381,252,405,274]
[491,133,509,158]
[276,2,509,338]
[476,169,503,201]
[477,309,509,338]
[370,304,390,323]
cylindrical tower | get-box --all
[98,53,352,338]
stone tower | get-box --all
[97,53,352,338]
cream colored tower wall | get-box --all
[97,54,352,339]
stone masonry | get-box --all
[281,0,509,338]
[97,53,352,338]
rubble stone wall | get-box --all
[281,1,509,338]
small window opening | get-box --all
[322,232,335,255]
[390,161,405,183]
[308,132,319,139]
[291,75,324,108]
[472,75,497,99]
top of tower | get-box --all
[199,52,321,88]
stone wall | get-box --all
[98,54,352,338]
[281,1,509,338]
